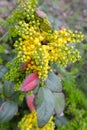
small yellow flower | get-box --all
[18,111,55,130]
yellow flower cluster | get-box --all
[14,25,83,80]
[14,26,49,80]
[18,111,55,130]
[47,29,83,65]
[10,0,83,81]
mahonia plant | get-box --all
[0,0,84,129]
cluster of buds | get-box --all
[14,28,83,80]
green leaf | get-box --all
[38,0,44,5]
[45,72,62,92]
[55,116,68,127]
[35,87,54,127]
[10,92,20,103]
[0,53,10,62]
[0,45,4,53]
[18,0,22,4]
[0,66,7,79]
[52,63,67,76]
[0,18,8,29]
[0,98,4,106]
[53,93,65,114]
[3,81,14,98]
[0,101,18,123]
[0,57,3,64]
[0,82,3,94]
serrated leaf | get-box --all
[53,93,65,114]
[35,88,54,127]
[3,81,14,98]
[45,72,62,92]
[0,101,18,123]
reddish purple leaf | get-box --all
[26,94,35,112]
[21,72,39,91]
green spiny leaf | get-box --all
[0,66,7,79]
[45,72,62,92]
[0,101,18,123]
[3,81,14,98]
[35,87,54,127]
[53,93,65,114]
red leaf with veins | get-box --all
[26,94,35,112]
[21,72,39,92]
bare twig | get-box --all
[0,31,8,42]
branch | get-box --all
[0,32,8,42]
